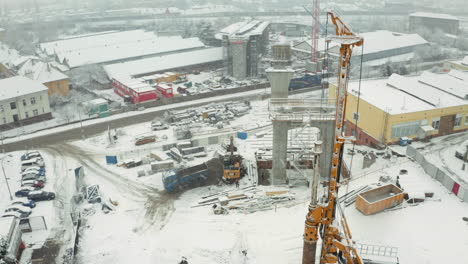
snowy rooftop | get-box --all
[354,31,427,56]
[346,72,468,115]
[40,30,205,68]
[104,47,222,79]
[0,42,23,68]
[293,31,426,57]
[419,70,468,100]
[0,76,49,101]
[219,20,270,38]
[17,59,68,84]
[410,12,459,21]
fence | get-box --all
[406,145,468,203]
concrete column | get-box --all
[272,121,289,185]
[267,68,294,185]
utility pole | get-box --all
[1,155,13,200]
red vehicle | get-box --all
[157,83,174,99]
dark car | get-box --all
[28,190,55,201]
[14,187,37,197]
[11,198,36,208]
[21,151,41,161]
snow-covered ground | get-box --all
[4,89,468,263]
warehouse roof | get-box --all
[0,76,48,101]
[354,31,427,56]
[17,59,68,84]
[40,30,205,68]
[346,71,468,115]
[410,12,459,21]
[104,47,223,79]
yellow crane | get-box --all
[302,11,364,264]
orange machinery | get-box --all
[302,11,364,264]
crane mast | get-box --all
[302,11,363,264]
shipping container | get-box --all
[355,184,404,215]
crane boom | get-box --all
[302,11,363,264]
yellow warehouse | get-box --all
[444,56,468,71]
[330,70,468,147]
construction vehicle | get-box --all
[222,136,245,183]
[302,11,364,264]
[163,162,209,192]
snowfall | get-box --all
[1,90,468,264]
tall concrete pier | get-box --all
[266,68,294,185]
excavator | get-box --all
[222,136,244,183]
[302,11,364,264]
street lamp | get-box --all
[1,154,13,200]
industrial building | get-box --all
[39,30,206,68]
[104,47,223,80]
[444,56,468,71]
[293,31,427,67]
[218,20,270,79]
[330,70,468,147]
[17,59,69,96]
[409,12,460,35]
[0,76,52,130]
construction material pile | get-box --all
[194,186,296,214]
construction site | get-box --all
[2,1,468,264]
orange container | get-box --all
[355,184,404,215]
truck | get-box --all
[288,74,321,90]
[163,163,210,192]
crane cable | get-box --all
[341,42,365,213]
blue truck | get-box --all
[163,163,210,192]
[289,74,322,90]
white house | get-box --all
[0,76,52,130]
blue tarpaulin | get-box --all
[237,132,248,140]
[106,156,118,164]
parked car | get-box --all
[151,121,168,131]
[21,179,44,188]
[21,151,41,161]
[455,140,468,161]
[14,187,37,197]
[22,167,46,176]
[1,211,22,218]
[11,198,36,208]
[28,190,55,201]
[22,173,46,183]
[5,205,32,218]
[21,158,45,171]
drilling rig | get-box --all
[302,11,364,264]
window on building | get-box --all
[391,121,421,138]
[454,114,462,127]
[40,95,42,101]
[353,112,359,121]
[42,108,44,113]
[0,105,3,112]
[25,112,29,118]
[33,109,38,116]
[30,97,36,105]
[2,118,6,124]
[10,102,16,110]
[22,99,27,106]
[432,118,440,130]
[465,114,468,125]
